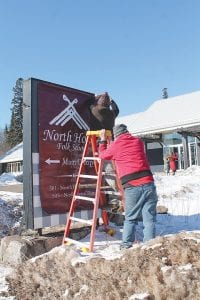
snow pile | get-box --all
[0,172,22,185]
[0,191,23,237]
[7,232,200,300]
[1,166,200,299]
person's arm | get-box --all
[110,99,119,117]
[87,95,96,108]
[98,129,115,160]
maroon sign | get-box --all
[38,82,94,214]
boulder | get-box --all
[0,235,62,266]
[0,225,91,266]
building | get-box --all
[0,142,23,174]
[1,91,200,175]
[116,91,200,172]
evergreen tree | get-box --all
[6,78,23,147]
[0,127,10,156]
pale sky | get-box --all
[0,0,200,128]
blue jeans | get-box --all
[122,182,158,246]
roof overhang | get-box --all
[0,158,23,163]
[131,122,200,137]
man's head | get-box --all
[95,92,110,107]
[113,124,128,139]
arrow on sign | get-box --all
[45,158,60,165]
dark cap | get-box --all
[113,124,128,139]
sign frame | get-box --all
[23,78,94,230]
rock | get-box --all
[0,235,62,266]
[0,225,91,266]
[156,205,168,214]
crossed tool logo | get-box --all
[49,94,90,130]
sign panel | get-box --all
[38,81,94,214]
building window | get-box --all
[6,161,23,173]
[163,133,182,145]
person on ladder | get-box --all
[88,92,121,217]
[88,92,119,131]
[99,124,158,249]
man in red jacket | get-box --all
[99,124,158,248]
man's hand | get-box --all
[100,129,106,141]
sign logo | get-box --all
[49,94,89,130]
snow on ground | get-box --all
[0,172,22,186]
[0,172,23,300]
[0,191,23,238]
[1,166,200,299]
[0,265,14,300]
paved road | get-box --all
[0,184,23,193]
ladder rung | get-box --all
[104,177,116,180]
[102,172,116,177]
[64,237,89,248]
[79,183,97,188]
[104,173,116,177]
[75,195,95,202]
[101,191,121,195]
[79,174,98,179]
[83,157,100,161]
[100,186,112,189]
[70,216,93,225]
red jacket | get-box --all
[169,153,178,171]
[99,133,154,186]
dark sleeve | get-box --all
[87,96,95,107]
[110,99,119,117]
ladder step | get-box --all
[101,191,121,195]
[63,237,89,248]
[75,195,95,202]
[102,172,116,177]
[79,174,98,179]
[104,174,116,177]
[103,172,116,176]
[100,185,113,189]
[83,157,100,161]
[79,183,97,188]
[70,216,93,225]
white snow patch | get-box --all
[129,292,151,299]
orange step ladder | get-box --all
[62,130,124,252]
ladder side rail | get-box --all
[63,192,79,240]
[91,134,99,174]
[63,173,84,240]
[89,158,103,251]
[71,134,92,196]
[90,133,107,210]
[63,135,92,242]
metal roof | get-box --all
[116,91,200,137]
[0,142,23,163]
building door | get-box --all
[178,146,184,169]
[189,143,197,166]
[172,145,184,170]
[164,143,200,170]
[163,145,184,170]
